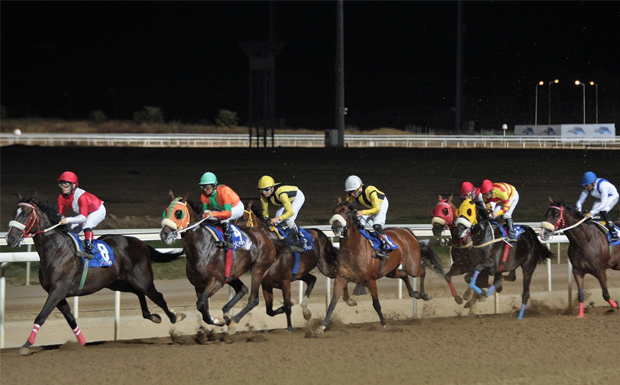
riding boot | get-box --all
[220,221,234,249]
[505,218,516,242]
[373,224,389,259]
[79,231,95,260]
[290,226,305,252]
[601,212,619,242]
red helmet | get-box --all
[58,171,78,186]
[460,181,475,196]
[480,179,494,194]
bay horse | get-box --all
[455,198,553,319]
[5,196,185,356]
[540,198,620,317]
[159,193,276,334]
[318,198,449,332]
[235,201,348,331]
[431,194,518,306]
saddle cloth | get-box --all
[68,233,114,267]
[204,224,252,250]
[274,227,315,252]
[359,230,399,252]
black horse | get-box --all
[540,198,620,317]
[5,196,185,355]
[455,198,553,319]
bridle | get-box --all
[541,205,587,235]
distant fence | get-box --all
[1,133,619,149]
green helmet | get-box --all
[199,172,218,185]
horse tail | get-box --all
[419,242,448,279]
[148,245,185,263]
[524,226,554,263]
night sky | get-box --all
[2,1,619,129]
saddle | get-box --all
[203,224,252,251]
[272,226,315,252]
[68,233,114,267]
[358,229,399,256]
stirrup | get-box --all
[374,250,389,259]
[77,251,94,260]
[291,242,305,252]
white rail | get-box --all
[0,223,569,348]
[1,133,618,149]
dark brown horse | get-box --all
[455,198,553,319]
[431,194,515,306]
[5,196,185,356]
[540,198,620,317]
[160,193,276,334]
[234,201,346,331]
[318,198,449,332]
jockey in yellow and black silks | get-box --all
[258,175,306,252]
[344,175,390,258]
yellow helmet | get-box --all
[258,175,275,190]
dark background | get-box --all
[2,1,620,130]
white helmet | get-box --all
[345,175,362,192]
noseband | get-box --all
[8,203,41,237]
[541,205,588,234]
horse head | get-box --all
[454,198,489,240]
[329,197,356,237]
[235,201,269,230]
[160,192,196,245]
[540,197,584,241]
[431,194,456,236]
[6,195,60,248]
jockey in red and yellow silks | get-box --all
[480,179,519,241]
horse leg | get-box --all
[318,276,347,333]
[262,284,280,316]
[135,281,185,324]
[593,270,618,311]
[573,270,587,318]
[367,280,387,327]
[228,268,264,334]
[517,262,536,320]
[401,276,416,297]
[300,274,317,320]
[281,279,294,332]
[56,298,86,345]
[343,284,357,307]
[223,278,250,329]
[413,271,431,301]
[196,280,226,327]
[19,288,67,355]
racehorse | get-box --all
[5,195,185,356]
[318,198,450,332]
[159,193,276,334]
[455,198,553,319]
[431,194,517,306]
[235,201,349,331]
[540,198,620,317]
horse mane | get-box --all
[186,199,202,218]
[21,195,66,230]
[474,200,489,223]
[561,201,584,219]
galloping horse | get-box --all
[160,193,276,334]
[540,198,620,317]
[431,194,517,306]
[455,199,553,319]
[318,198,449,332]
[5,196,185,355]
[234,201,344,331]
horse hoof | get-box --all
[422,294,431,301]
[463,289,472,301]
[175,313,187,323]
[302,308,312,320]
[151,314,162,324]
[213,318,226,327]
[315,325,326,335]
[18,347,30,356]
[227,321,238,335]
[345,299,358,307]
[454,296,463,305]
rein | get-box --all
[9,202,63,237]
[178,217,209,234]
[545,205,588,235]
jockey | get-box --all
[258,175,306,252]
[480,179,519,242]
[576,171,619,242]
[199,172,244,248]
[460,181,485,204]
[345,175,390,258]
[57,171,106,259]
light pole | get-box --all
[589,81,598,123]
[575,80,586,124]
[535,81,543,125]
[548,79,559,124]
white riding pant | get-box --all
[361,198,389,228]
[276,190,305,230]
[592,194,619,216]
[71,203,106,233]
[493,191,519,219]
[220,201,245,223]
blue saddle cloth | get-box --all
[69,233,114,267]
[205,224,249,250]
[359,230,399,251]
[274,227,315,252]
[496,222,525,241]
[604,224,620,246]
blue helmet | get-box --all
[581,171,597,186]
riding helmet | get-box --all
[199,172,218,186]
[57,171,78,186]
[258,175,275,190]
[345,175,362,192]
[480,179,494,194]
[580,171,597,186]
[460,181,475,196]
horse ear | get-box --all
[448,194,453,203]
[168,190,175,200]
[17,192,23,201]
[548,196,553,204]
[247,201,253,210]
[336,197,342,205]
[183,193,190,201]
[438,194,443,201]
